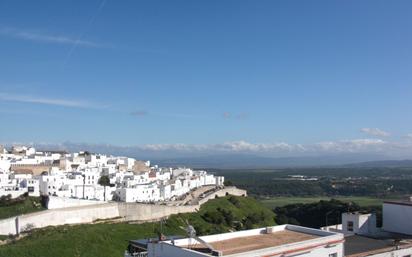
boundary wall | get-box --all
[0,187,246,235]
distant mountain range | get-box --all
[155,154,412,169]
[7,142,412,169]
[343,159,412,168]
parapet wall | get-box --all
[198,186,247,205]
[0,187,247,235]
[47,196,107,209]
[0,203,119,236]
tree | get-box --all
[98,175,111,201]
[224,180,234,187]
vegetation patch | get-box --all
[259,196,386,208]
[274,199,382,229]
[0,196,275,257]
[214,168,412,198]
[0,194,46,220]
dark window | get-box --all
[347,221,354,232]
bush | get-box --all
[228,196,241,208]
[224,180,234,186]
[202,211,224,224]
[21,223,36,232]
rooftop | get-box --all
[126,225,343,257]
[187,230,319,255]
[384,200,412,207]
[167,225,342,256]
[345,235,412,257]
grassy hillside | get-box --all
[259,196,385,209]
[0,196,275,257]
[0,195,45,220]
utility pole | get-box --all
[325,210,334,228]
[82,174,85,199]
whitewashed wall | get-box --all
[0,187,247,235]
[47,196,107,209]
[383,202,412,235]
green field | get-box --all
[0,196,275,257]
[0,196,45,220]
[259,196,386,209]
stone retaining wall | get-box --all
[0,187,247,235]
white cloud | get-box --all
[360,128,390,137]
[11,139,412,161]
[0,26,104,47]
[0,92,105,109]
[314,139,386,153]
[137,139,396,155]
[216,141,297,152]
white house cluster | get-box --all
[0,145,224,203]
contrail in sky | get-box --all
[63,0,107,66]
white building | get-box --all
[322,206,412,257]
[341,212,378,236]
[125,224,344,257]
[382,200,412,235]
[115,184,160,203]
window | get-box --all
[329,253,338,257]
[347,221,354,232]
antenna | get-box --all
[178,219,215,253]
[157,218,166,241]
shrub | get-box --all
[228,196,241,208]
[21,223,36,232]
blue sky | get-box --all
[1,0,412,157]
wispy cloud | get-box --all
[0,26,104,48]
[129,109,209,119]
[130,110,148,117]
[0,92,105,109]
[360,128,390,137]
[63,0,108,65]
[223,112,231,119]
[222,112,249,120]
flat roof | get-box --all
[345,235,412,257]
[187,230,319,255]
[384,200,412,207]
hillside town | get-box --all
[0,145,224,203]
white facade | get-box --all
[383,201,412,235]
[115,185,160,203]
[342,212,377,236]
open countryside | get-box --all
[260,196,385,209]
